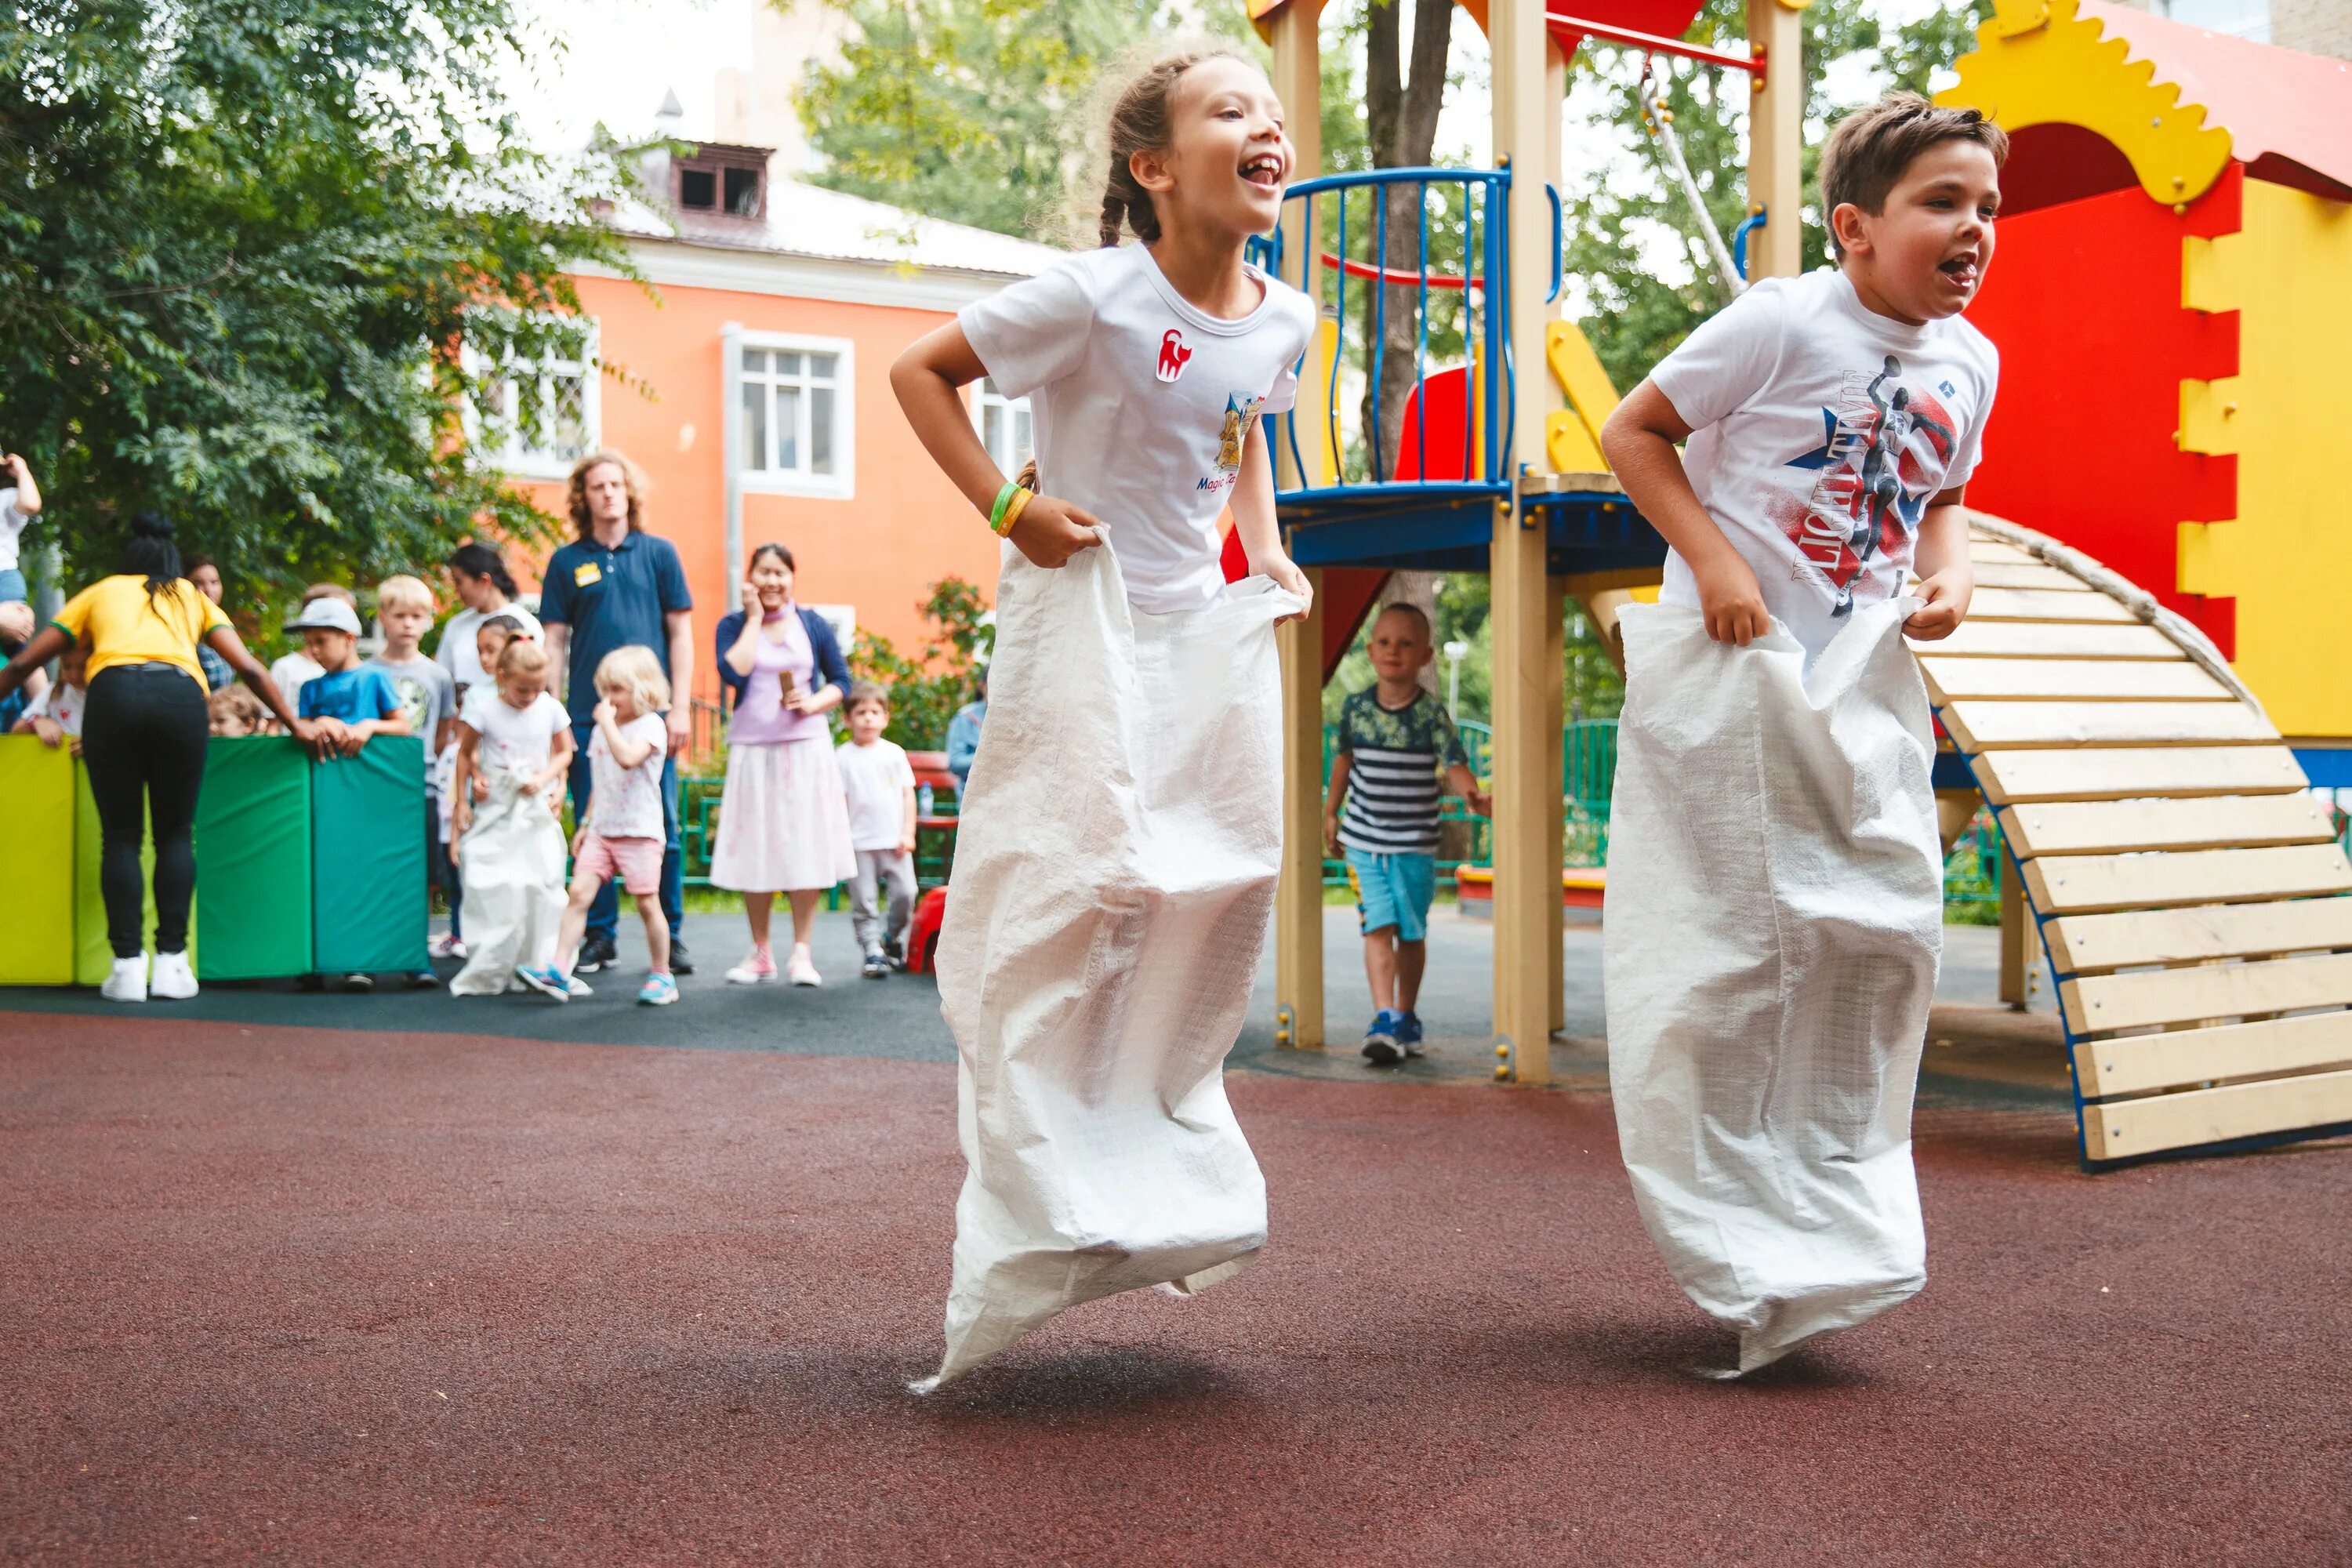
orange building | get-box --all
[483,131,1058,716]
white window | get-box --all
[974,376,1034,475]
[474,318,599,480]
[739,334,854,498]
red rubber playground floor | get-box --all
[4,1011,2348,1566]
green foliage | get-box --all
[847,576,994,750]
[0,0,631,616]
[1563,0,1995,391]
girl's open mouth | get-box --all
[1241,153,1284,190]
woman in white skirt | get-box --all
[710,542,857,985]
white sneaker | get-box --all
[430,932,468,960]
[150,950,199,1000]
[725,947,779,985]
[101,955,148,1003]
[786,947,822,988]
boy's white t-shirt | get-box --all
[836,736,916,852]
[586,711,669,840]
[464,688,568,779]
[269,651,325,713]
[436,602,543,690]
[0,488,31,575]
[1650,268,2000,659]
[958,243,1319,614]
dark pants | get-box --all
[430,797,462,938]
[568,718,684,947]
[82,664,209,959]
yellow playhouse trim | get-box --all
[1544,318,1619,473]
[1939,0,2233,206]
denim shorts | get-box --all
[1346,848,1437,942]
[0,566,26,604]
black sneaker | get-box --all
[574,935,619,975]
[668,938,694,977]
[861,951,890,979]
[882,938,906,972]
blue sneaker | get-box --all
[1395,1011,1425,1056]
[517,965,570,1003]
[637,972,679,1007]
[1363,1009,1403,1067]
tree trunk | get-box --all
[1359,0,1456,485]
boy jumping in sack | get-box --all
[1598,95,2003,1373]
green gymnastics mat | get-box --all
[194,737,313,980]
[74,764,186,984]
[0,737,76,984]
[310,735,429,975]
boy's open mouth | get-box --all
[1939,252,1979,288]
[1241,152,1285,190]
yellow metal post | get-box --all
[1490,0,1566,1084]
[1269,2,1325,1050]
[1745,0,1807,281]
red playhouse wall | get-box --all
[1960,162,2241,655]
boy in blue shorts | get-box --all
[1323,603,1490,1066]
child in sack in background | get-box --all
[1322,603,1488,1067]
[834,683,918,979]
[12,635,88,751]
[447,638,574,996]
[368,575,457,988]
[1597,93,2000,1373]
[532,647,676,1006]
[434,612,532,960]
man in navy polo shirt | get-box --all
[539,450,696,976]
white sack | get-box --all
[1603,599,1942,1374]
[448,771,568,996]
[917,536,1300,1390]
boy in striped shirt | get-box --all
[1323,603,1490,1065]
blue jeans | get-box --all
[568,719,684,947]
[0,566,27,603]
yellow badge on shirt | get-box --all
[573,561,602,586]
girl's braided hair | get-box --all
[1092,48,1244,249]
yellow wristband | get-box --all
[996,486,1034,537]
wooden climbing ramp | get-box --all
[1925,518,2352,1168]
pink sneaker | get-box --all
[724,946,777,985]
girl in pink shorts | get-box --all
[535,646,677,1006]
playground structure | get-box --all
[1248,0,2352,1165]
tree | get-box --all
[0,0,632,615]
[848,576,993,750]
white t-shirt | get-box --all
[959,244,1319,614]
[836,737,916,852]
[1650,268,2000,659]
[586,711,669,840]
[269,651,324,714]
[436,602,543,690]
[463,688,568,780]
[0,488,31,575]
[25,678,85,735]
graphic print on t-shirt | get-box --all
[1156,328,1192,383]
[1777,352,1961,617]
[1202,392,1268,492]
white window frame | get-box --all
[465,315,601,482]
[734,331,855,500]
[971,376,1035,477]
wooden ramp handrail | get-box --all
[1927,519,2352,1168]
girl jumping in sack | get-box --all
[891,47,1317,1388]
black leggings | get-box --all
[82,664,211,959]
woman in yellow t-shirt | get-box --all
[0,513,314,1002]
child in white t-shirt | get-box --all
[448,637,574,996]
[833,683,918,979]
[1598,94,2005,1373]
[891,49,1318,1388]
[12,637,86,750]
[539,646,675,1006]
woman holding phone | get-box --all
[710,541,855,985]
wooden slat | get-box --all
[1976,746,2307,805]
[2027,844,2352,914]
[1922,658,2232,704]
[1929,620,2180,660]
[2084,1065,2352,1160]
[1965,539,2038,564]
[1967,588,2139,623]
[2047,897,2352,973]
[1965,563,2094,591]
[2076,1011,2352,1098]
[1999,794,2338,856]
[1942,701,2277,750]
[2063,952,2352,1033]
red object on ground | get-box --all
[3,1011,2345,1563]
[905,884,948,973]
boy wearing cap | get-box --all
[291,597,408,755]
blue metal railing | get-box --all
[1257,168,1515,511]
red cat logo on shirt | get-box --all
[1156,328,1192,383]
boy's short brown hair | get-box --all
[844,681,891,714]
[1820,93,2009,250]
[1372,601,1432,641]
